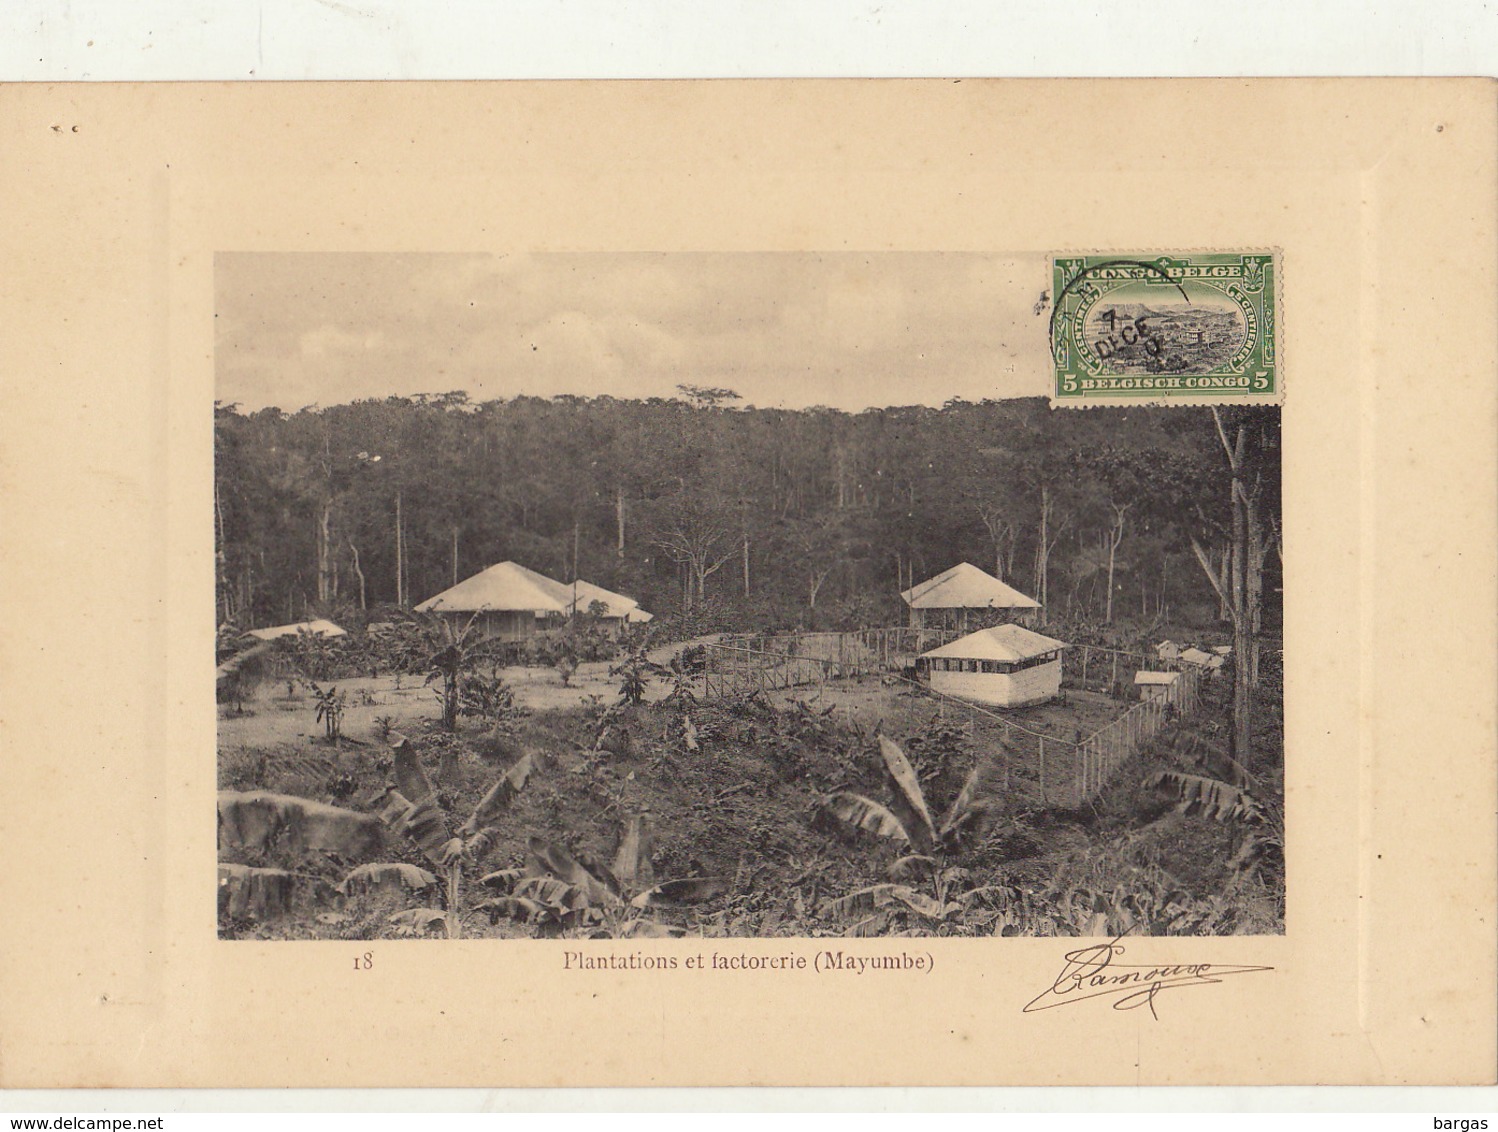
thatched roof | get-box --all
[901,562,1040,611]
[415,561,570,615]
[920,624,1066,663]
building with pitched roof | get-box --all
[416,563,653,641]
[900,562,1041,630]
[414,561,569,640]
[243,618,347,642]
[917,623,1067,707]
[1134,670,1181,702]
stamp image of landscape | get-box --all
[1082,300,1246,375]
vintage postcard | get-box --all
[1,80,1494,1089]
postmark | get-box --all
[1050,252,1280,406]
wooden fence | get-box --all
[704,628,960,698]
[1071,664,1201,804]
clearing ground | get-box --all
[218,637,719,750]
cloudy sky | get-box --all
[216,252,1053,412]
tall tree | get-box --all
[1190,407,1281,783]
[1103,500,1130,624]
[651,493,736,609]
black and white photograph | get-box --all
[215,251,1285,941]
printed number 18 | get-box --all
[354,951,374,971]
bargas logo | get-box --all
[1434,1120,1488,1131]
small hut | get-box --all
[1134,671,1181,702]
[901,562,1041,630]
[415,561,569,641]
[243,618,347,642]
[1179,646,1222,671]
[918,624,1067,708]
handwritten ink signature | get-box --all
[1022,935,1273,1020]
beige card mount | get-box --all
[0,80,1494,1088]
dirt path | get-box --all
[643,633,725,666]
[219,634,728,750]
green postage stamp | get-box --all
[1050,252,1280,405]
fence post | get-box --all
[1038,737,1046,805]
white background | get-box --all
[1,0,1495,81]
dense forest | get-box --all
[214,389,1281,644]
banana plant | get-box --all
[818,735,997,933]
[367,735,534,938]
[476,814,727,937]
[822,735,993,855]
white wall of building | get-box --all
[928,658,1061,707]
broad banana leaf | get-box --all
[218,863,327,921]
[514,874,590,911]
[370,786,455,866]
[387,908,449,935]
[474,896,551,924]
[938,760,991,842]
[630,876,728,908]
[479,868,526,893]
[886,854,938,880]
[878,736,937,852]
[1081,911,1110,937]
[612,814,656,892]
[391,738,437,804]
[373,787,416,827]
[842,911,890,937]
[960,884,1023,911]
[462,828,498,860]
[456,751,534,838]
[828,883,947,922]
[338,862,438,896]
[526,837,620,906]
[574,850,623,899]
[1146,770,1262,822]
[218,791,385,858]
[885,885,946,920]
[402,797,455,866]
[820,792,909,843]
